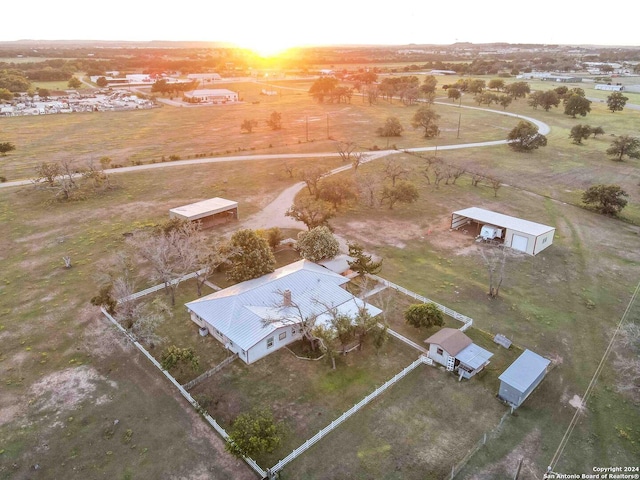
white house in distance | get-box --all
[451,207,555,256]
[425,328,493,380]
[183,88,238,104]
[169,197,238,229]
[498,349,551,409]
[185,260,382,365]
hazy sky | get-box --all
[2,0,637,54]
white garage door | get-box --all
[512,234,528,252]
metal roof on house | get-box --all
[318,254,355,275]
[456,343,494,369]
[452,207,554,236]
[185,260,381,351]
[169,197,237,221]
[425,328,473,356]
[498,349,551,393]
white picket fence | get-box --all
[268,356,430,476]
[117,271,200,304]
[99,307,267,479]
[368,274,473,332]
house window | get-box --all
[267,336,274,349]
[436,347,444,356]
[279,332,287,341]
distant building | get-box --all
[595,84,624,91]
[183,88,238,104]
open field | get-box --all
[1,71,639,479]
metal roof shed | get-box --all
[498,349,550,408]
[169,197,238,228]
[451,207,555,255]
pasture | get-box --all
[0,73,639,479]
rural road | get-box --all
[0,105,548,190]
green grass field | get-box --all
[1,73,639,479]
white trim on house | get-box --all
[185,260,382,364]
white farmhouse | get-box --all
[185,260,381,364]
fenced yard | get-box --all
[120,268,522,477]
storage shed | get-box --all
[425,328,493,380]
[498,349,550,409]
[169,197,238,229]
[451,207,555,256]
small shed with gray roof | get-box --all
[498,349,550,408]
[451,207,555,255]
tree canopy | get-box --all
[569,124,592,145]
[606,92,628,113]
[582,184,628,216]
[507,121,547,152]
[411,106,440,138]
[286,197,336,230]
[226,408,283,459]
[347,242,382,276]
[226,229,275,282]
[0,142,16,156]
[377,117,404,137]
[564,94,591,118]
[405,303,444,329]
[296,226,340,262]
[606,135,640,161]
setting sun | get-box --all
[237,38,298,58]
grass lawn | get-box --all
[283,365,508,480]
[190,336,421,467]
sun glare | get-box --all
[239,38,296,58]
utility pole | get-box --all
[457,112,462,139]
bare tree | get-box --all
[336,141,357,162]
[263,290,320,350]
[446,165,467,185]
[284,163,295,178]
[356,172,382,207]
[299,166,325,198]
[421,155,441,185]
[351,151,365,171]
[32,159,80,200]
[487,176,502,197]
[383,159,410,186]
[129,221,202,306]
[478,245,510,299]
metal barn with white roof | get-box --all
[169,197,238,229]
[451,207,555,255]
[498,349,551,408]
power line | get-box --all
[548,277,640,472]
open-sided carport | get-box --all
[451,207,555,256]
[169,197,238,229]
